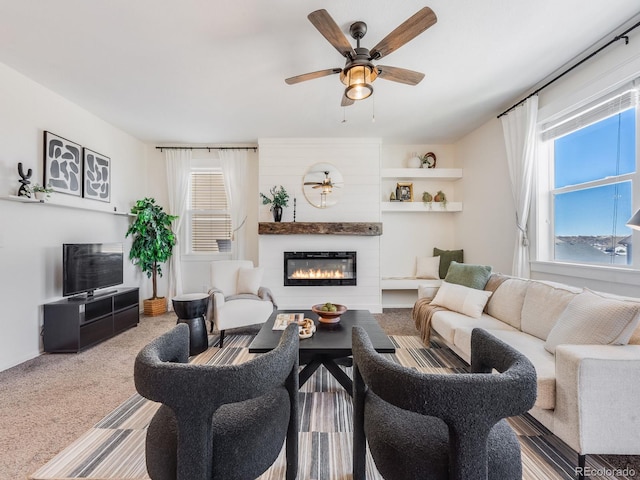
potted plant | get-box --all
[434,190,447,209]
[30,183,54,201]
[126,198,177,316]
[260,185,289,222]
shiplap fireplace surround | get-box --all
[258,138,383,313]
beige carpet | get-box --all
[2,309,639,479]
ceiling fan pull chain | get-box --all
[372,94,376,123]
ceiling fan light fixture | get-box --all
[342,65,375,101]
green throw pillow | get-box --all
[433,248,464,279]
[444,261,492,290]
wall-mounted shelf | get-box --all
[381,168,463,180]
[259,222,382,236]
[381,201,462,212]
[0,195,132,216]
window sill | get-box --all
[530,260,640,287]
[181,253,232,262]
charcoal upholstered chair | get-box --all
[134,323,299,480]
[206,260,276,347]
[352,327,537,480]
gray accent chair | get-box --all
[134,323,299,480]
[352,327,537,480]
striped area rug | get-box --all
[30,334,630,480]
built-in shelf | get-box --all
[381,201,462,212]
[258,222,383,236]
[381,168,463,180]
[0,195,132,216]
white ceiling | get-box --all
[0,1,639,145]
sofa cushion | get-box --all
[477,330,557,410]
[416,256,440,279]
[545,289,640,354]
[486,278,529,329]
[521,281,579,341]
[431,310,516,346]
[444,261,492,290]
[433,248,463,279]
[430,281,492,318]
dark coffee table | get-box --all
[249,309,395,395]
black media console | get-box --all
[43,287,140,353]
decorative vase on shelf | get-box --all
[407,152,422,168]
[272,205,283,222]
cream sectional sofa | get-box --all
[413,273,640,464]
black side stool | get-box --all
[172,293,210,356]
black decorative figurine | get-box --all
[17,162,33,198]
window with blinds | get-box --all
[188,170,232,253]
[539,85,638,267]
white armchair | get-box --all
[206,260,277,347]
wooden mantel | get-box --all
[258,222,383,236]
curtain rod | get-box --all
[155,146,257,152]
[497,19,640,119]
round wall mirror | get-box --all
[302,163,344,209]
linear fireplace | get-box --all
[284,251,357,286]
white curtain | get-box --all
[501,95,539,278]
[219,149,248,260]
[165,149,192,307]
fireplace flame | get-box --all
[291,268,346,279]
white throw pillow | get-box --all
[236,267,264,295]
[430,281,492,318]
[544,289,640,354]
[416,256,440,279]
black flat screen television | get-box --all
[63,243,124,297]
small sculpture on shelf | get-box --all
[420,152,437,169]
[17,162,33,198]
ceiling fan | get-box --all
[304,171,341,193]
[285,7,437,106]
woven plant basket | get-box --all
[144,297,167,316]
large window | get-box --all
[540,88,637,266]
[186,169,232,254]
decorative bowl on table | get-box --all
[311,303,348,324]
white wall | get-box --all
[455,119,515,275]
[0,62,149,372]
[258,138,383,312]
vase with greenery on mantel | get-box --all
[125,197,177,316]
[260,185,289,222]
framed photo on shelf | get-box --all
[43,131,82,197]
[396,182,413,201]
[83,148,111,202]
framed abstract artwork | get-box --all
[43,131,82,196]
[83,148,111,202]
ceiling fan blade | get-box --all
[370,7,437,60]
[308,9,355,58]
[341,94,355,107]
[304,181,323,185]
[376,65,425,85]
[285,68,342,85]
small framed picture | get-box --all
[83,148,111,202]
[44,131,82,196]
[396,182,413,201]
